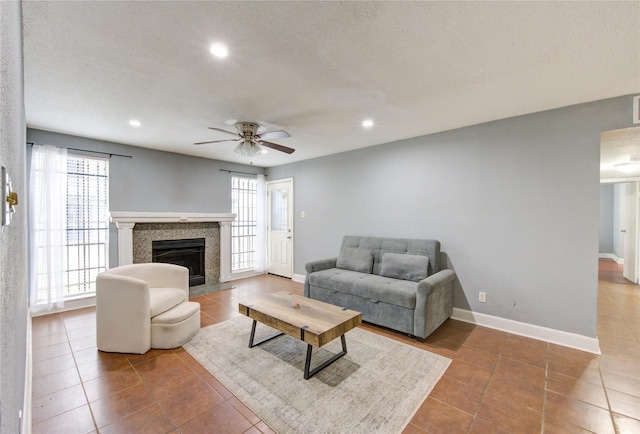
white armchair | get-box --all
[96,263,201,354]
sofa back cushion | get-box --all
[380,253,429,282]
[341,236,440,276]
[336,247,374,273]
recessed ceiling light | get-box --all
[210,43,228,58]
[129,119,141,127]
[362,119,374,128]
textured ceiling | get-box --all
[22,1,640,168]
[601,126,640,182]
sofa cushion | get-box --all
[149,287,187,317]
[336,247,374,273]
[380,253,429,282]
[308,269,417,309]
[151,301,200,324]
[351,274,417,308]
[309,268,370,293]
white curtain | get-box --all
[29,144,68,313]
[254,174,267,272]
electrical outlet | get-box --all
[479,292,486,303]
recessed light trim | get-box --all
[362,119,374,128]
[129,119,141,127]
[210,43,229,58]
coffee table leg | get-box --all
[304,334,348,380]
[248,320,284,348]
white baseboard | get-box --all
[292,273,305,284]
[30,295,97,317]
[22,309,32,434]
[451,308,601,355]
[599,253,623,264]
[225,270,267,282]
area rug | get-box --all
[183,315,451,433]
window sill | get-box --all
[31,294,96,317]
[228,269,266,281]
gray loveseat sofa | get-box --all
[304,235,456,340]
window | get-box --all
[31,152,109,302]
[231,176,257,271]
[64,155,109,297]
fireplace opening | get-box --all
[152,238,205,286]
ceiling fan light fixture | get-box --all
[615,161,640,173]
[234,141,262,157]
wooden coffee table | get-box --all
[238,291,362,380]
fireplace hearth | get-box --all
[152,238,205,286]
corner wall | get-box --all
[267,95,636,339]
[0,1,29,432]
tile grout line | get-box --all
[464,330,505,433]
[541,341,549,434]
[65,312,100,434]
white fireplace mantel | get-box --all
[110,211,236,282]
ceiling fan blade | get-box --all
[194,138,239,145]
[260,140,295,154]
[208,127,239,137]
[257,130,291,140]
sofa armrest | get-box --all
[305,257,338,274]
[414,269,456,339]
[304,257,338,296]
[96,273,152,353]
[417,269,456,298]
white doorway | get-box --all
[600,127,640,284]
[267,178,294,278]
[620,182,639,283]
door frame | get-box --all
[266,178,294,278]
[620,182,638,282]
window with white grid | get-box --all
[65,155,109,297]
[231,176,257,271]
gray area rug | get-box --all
[184,315,451,433]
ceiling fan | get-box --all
[194,121,295,157]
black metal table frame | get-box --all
[248,319,348,380]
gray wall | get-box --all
[600,184,614,254]
[1,1,29,433]
[27,129,264,267]
[268,95,636,338]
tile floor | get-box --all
[31,261,640,433]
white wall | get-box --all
[268,95,636,339]
[0,1,29,433]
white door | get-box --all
[267,179,293,278]
[621,182,638,283]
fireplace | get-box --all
[110,212,236,282]
[152,238,205,286]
